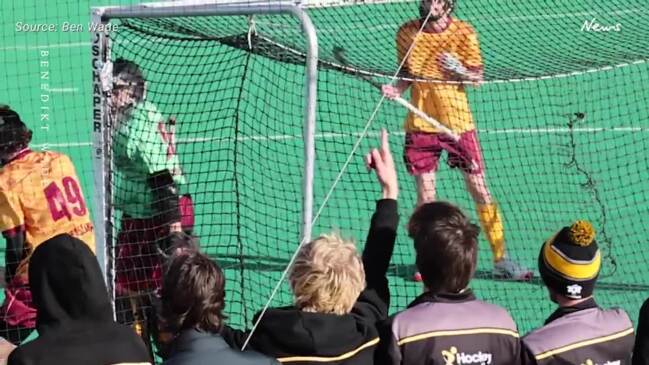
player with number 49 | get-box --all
[0,105,95,345]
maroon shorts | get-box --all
[0,275,36,329]
[115,194,194,295]
[403,130,485,175]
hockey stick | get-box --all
[168,116,177,154]
[331,46,460,141]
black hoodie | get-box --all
[222,199,399,365]
[633,297,649,365]
[8,234,151,365]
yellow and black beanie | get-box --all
[539,220,601,299]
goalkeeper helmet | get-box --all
[420,0,455,21]
[112,58,146,104]
[0,105,33,158]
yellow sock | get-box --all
[129,296,144,337]
[476,203,506,262]
[134,321,144,337]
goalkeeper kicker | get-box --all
[382,0,532,281]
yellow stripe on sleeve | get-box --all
[535,327,634,360]
[398,327,519,346]
[277,337,379,363]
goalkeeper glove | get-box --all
[440,52,469,78]
[147,169,181,224]
[155,231,199,260]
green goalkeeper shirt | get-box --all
[112,100,186,219]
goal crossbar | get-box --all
[93,0,415,15]
[89,0,318,309]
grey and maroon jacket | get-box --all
[377,290,521,365]
[522,298,634,365]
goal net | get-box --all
[94,0,649,334]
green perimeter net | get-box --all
[100,0,649,336]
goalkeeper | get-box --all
[106,58,194,352]
[382,0,531,280]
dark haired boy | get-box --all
[160,251,277,365]
[377,201,520,365]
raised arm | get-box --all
[357,129,399,318]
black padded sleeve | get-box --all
[147,169,181,223]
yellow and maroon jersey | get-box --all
[0,150,95,279]
[397,18,483,134]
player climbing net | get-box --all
[92,0,649,334]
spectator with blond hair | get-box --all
[289,231,366,316]
[223,129,400,365]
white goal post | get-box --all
[89,0,318,306]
